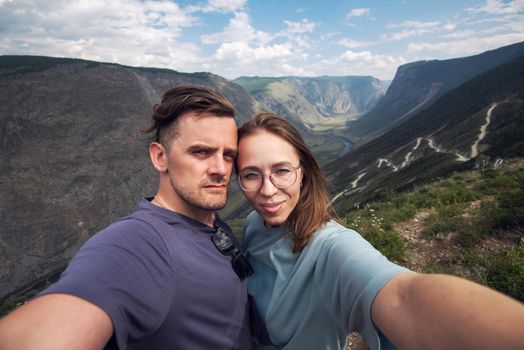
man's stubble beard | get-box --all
[169,176,229,211]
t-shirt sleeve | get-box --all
[313,223,410,350]
[39,218,173,350]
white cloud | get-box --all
[337,38,376,48]
[346,8,370,19]
[1,0,522,81]
[440,30,476,39]
[279,63,309,75]
[201,11,272,45]
[190,0,246,13]
[0,0,204,70]
[313,50,406,79]
[407,32,524,56]
[214,42,292,63]
[382,20,455,41]
[466,0,524,15]
[389,20,441,29]
[281,19,317,36]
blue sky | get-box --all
[1,0,523,80]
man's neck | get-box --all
[151,194,216,227]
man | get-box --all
[0,85,252,349]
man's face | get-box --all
[162,112,237,217]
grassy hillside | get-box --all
[339,158,524,302]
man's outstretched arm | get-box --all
[372,272,524,350]
[0,293,113,350]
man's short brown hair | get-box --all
[144,85,235,147]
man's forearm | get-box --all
[0,293,113,350]
[372,272,524,350]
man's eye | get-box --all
[224,153,236,162]
[192,149,209,155]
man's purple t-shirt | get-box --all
[40,199,251,350]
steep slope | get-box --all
[328,54,524,213]
[0,55,258,301]
[234,75,387,128]
[346,41,524,141]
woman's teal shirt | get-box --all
[242,211,409,350]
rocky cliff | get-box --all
[347,41,524,140]
[0,56,258,302]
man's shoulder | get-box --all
[85,208,169,249]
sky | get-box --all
[1,0,523,80]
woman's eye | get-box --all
[274,167,291,176]
[243,172,260,180]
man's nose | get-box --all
[209,155,229,176]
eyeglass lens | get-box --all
[238,165,298,191]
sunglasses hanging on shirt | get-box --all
[211,227,254,280]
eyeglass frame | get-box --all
[237,164,301,192]
[211,226,253,280]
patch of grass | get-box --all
[0,289,40,317]
[361,226,406,263]
[485,247,524,302]
[339,159,524,300]
[455,224,490,249]
[476,169,523,194]
[344,207,406,263]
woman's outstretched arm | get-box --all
[372,272,524,350]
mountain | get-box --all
[233,75,387,129]
[0,55,258,303]
[328,53,524,213]
[2,43,524,309]
[345,41,524,142]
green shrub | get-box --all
[434,183,478,206]
[477,171,522,195]
[455,224,489,248]
[382,204,418,223]
[486,247,524,302]
[493,191,524,229]
[360,225,406,263]
[425,213,462,238]
[479,190,524,231]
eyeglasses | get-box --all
[237,164,301,192]
[211,227,253,280]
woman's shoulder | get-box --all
[315,220,361,240]
[244,211,263,235]
[310,220,374,252]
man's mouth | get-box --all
[204,183,228,191]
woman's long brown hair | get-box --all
[237,112,333,253]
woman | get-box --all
[236,112,524,350]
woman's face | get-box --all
[237,131,303,228]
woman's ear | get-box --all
[149,142,168,172]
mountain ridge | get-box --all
[345,41,524,142]
[234,75,387,128]
[328,53,524,212]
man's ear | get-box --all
[149,142,168,172]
